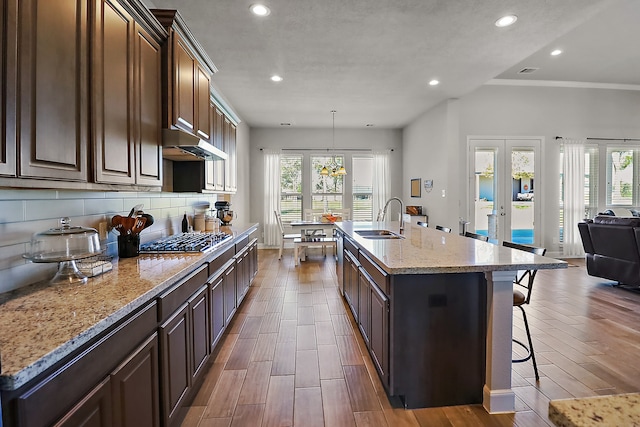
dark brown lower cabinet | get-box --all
[358,269,372,346]
[209,269,226,351]
[53,333,160,427]
[369,279,389,387]
[223,261,237,325]
[248,238,258,283]
[160,303,190,426]
[111,334,160,427]
[53,377,112,427]
[189,286,210,381]
[343,249,359,320]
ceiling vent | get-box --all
[518,67,539,74]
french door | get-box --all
[468,138,541,245]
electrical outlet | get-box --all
[441,189,446,198]
[98,222,109,240]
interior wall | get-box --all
[402,84,640,254]
[248,127,403,244]
[403,100,459,230]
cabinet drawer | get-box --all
[344,237,358,257]
[209,245,235,277]
[235,235,249,253]
[17,301,157,427]
[359,253,389,296]
[158,264,208,322]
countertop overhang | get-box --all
[0,223,258,391]
[336,221,567,275]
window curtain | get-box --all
[562,138,586,257]
[372,150,391,221]
[263,149,281,247]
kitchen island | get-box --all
[335,221,566,413]
[0,223,258,427]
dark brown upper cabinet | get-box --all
[1,0,17,177]
[17,0,89,182]
[151,9,216,142]
[93,0,164,186]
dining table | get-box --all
[289,220,337,261]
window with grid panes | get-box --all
[352,156,373,221]
[280,154,303,222]
[311,155,343,212]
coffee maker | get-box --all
[215,201,233,225]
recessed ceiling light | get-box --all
[495,15,517,27]
[429,79,439,86]
[250,4,270,16]
[270,75,283,82]
[550,49,563,56]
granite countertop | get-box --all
[0,223,257,391]
[336,221,567,275]
[549,393,640,426]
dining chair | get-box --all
[275,211,299,260]
[435,225,451,233]
[502,240,546,381]
[416,221,428,228]
[464,231,489,242]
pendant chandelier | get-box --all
[320,110,347,177]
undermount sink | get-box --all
[355,229,405,239]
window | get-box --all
[607,148,634,206]
[280,154,302,222]
[352,156,373,221]
[311,155,344,212]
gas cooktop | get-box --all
[139,232,232,253]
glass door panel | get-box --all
[470,139,540,245]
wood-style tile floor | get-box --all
[179,248,640,426]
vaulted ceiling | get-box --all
[149,0,638,128]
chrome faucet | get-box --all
[381,197,405,234]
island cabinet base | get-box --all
[389,272,487,409]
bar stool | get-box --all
[503,240,546,381]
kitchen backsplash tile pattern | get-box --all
[0,189,225,294]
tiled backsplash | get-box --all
[0,189,224,294]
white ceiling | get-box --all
[149,0,638,128]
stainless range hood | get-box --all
[162,129,228,161]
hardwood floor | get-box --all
[179,249,640,426]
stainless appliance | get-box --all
[215,201,233,225]
[139,232,232,253]
[161,129,229,161]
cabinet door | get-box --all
[0,0,17,177]
[370,281,389,388]
[210,273,225,350]
[358,269,372,346]
[249,239,258,283]
[189,285,210,381]
[172,34,195,134]
[18,0,88,181]
[224,120,237,192]
[134,23,162,186]
[93,0,135,184]
[111,334,160,427]
[53,377,112,427]
[235,248,249,306]
[210,105,225,190]
[223,262,237,324]
[195,64,211,141]
[160,303,190,426]
[344,251,359,320]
